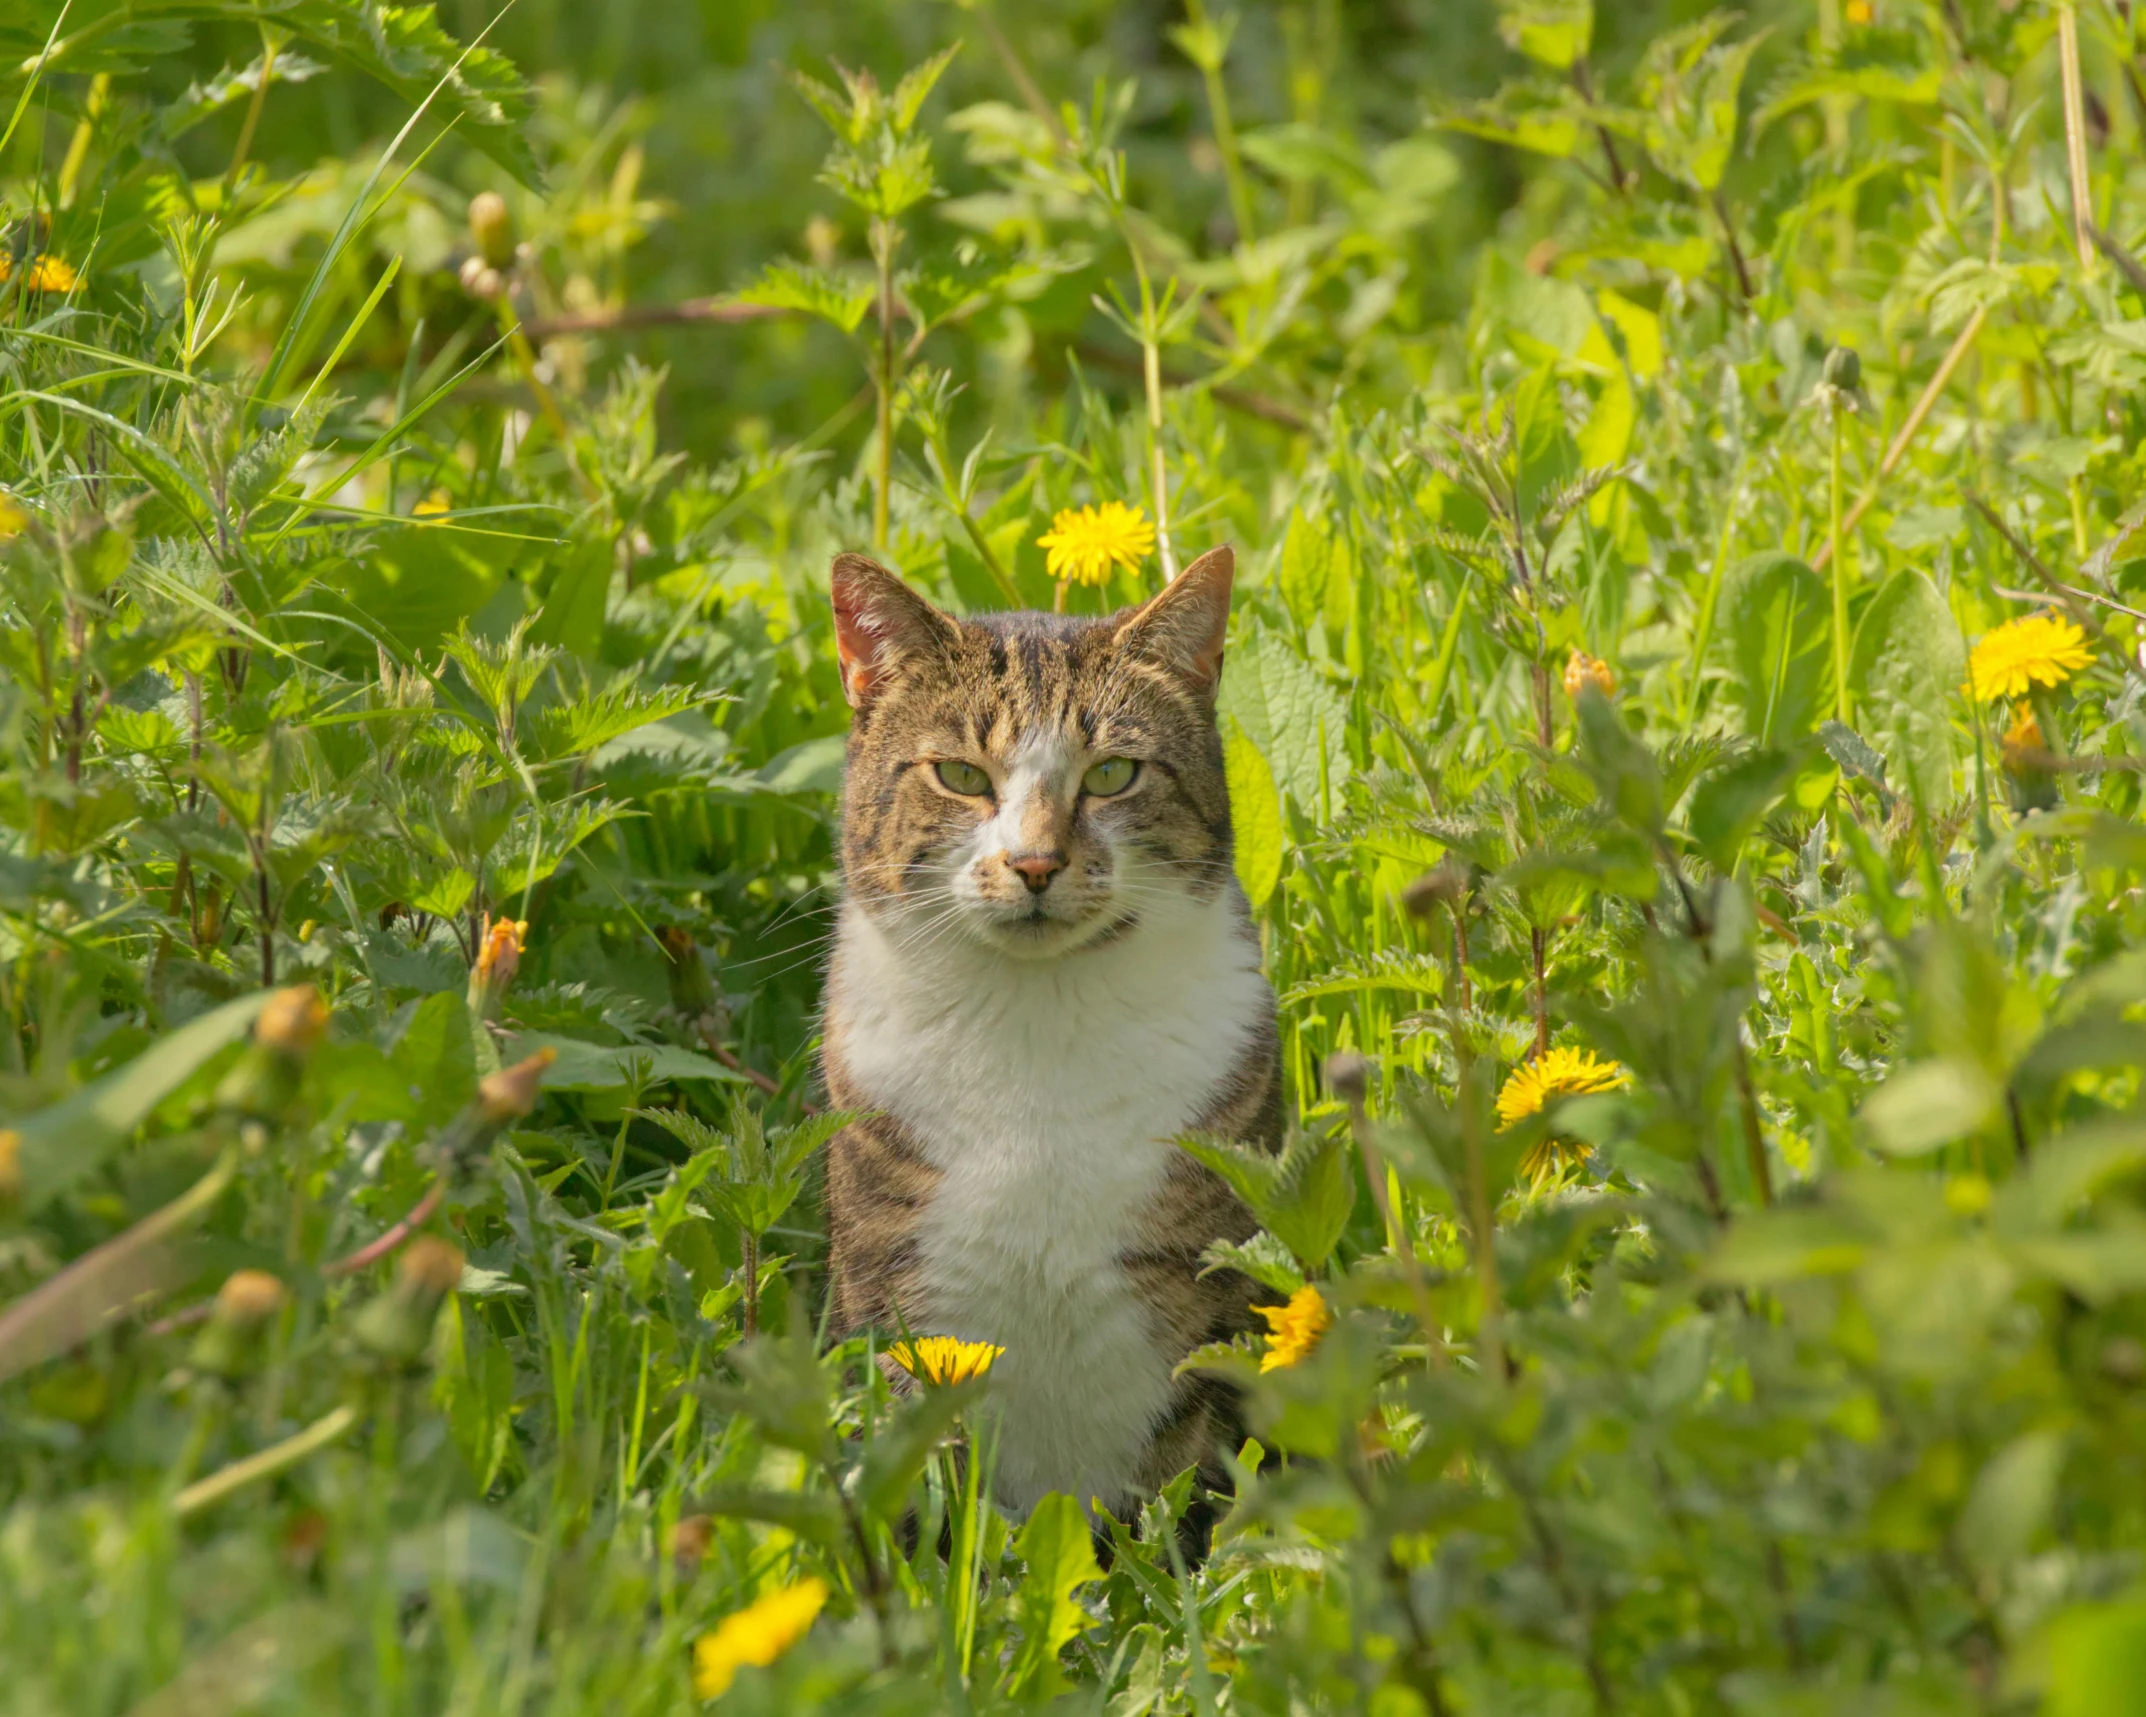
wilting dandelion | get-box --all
[1963,613,2093,702]
[1497,1047,1631,1185]
[1562,649,1616,700]
[1256,1284,1331,1372]
[886,1335,1003,1385]
[693,1577,829,1699]
[1036,501,1155,587]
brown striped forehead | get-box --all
[859,610,1206,756]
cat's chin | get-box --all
[968,905,1137,960]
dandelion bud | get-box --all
[478,1046,555,1125]
[458,254,506,302]
[468,190,517,269]
[467,914,527,1020]
[215,987,327,1117]
[0,1129,20,1204]
[1325,1051,1371,1107]
[1821,344,1861,392]
[256,985,329,1057]
[191,1268,287,1375]
[1562,649,1616,702]
[217,1268,288,1325]
[1400,862,1464,920]
[354,1237,464,1363]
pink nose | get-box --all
[1008,851,1066,894]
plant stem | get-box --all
[224,29,279,203]
[2058,4,2095,273]
[1186,1,1256,244]
[1142,312,1176,579]
[742,1229,759,1337]
[174,1401,360,1516]
[872,219,899,552]
[1813,305,1986,570]
[1829,401,1850,723]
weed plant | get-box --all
[5,0,2146,1711]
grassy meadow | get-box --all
[6,0,2146,1710]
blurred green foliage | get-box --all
[7,0,2146,1711]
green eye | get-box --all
[934,759,992,796]
[1082,757,1138,797]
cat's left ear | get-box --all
[1113,545,1234,699]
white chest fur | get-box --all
[830,888,1269,1513]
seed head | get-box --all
[1325,1051,1371,1107]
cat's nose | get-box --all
[1007,851,1066,894]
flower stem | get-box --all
[174,1401,360,1517]
[1829,402,1850,723]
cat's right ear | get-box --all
[830,554,957,708]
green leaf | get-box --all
[1848,569,1965,808]
[1686,746,1803,872]
[1216,631,1351,813]
[2045,1597,2146,1717]
[857,1382,977,1523]
[1223,720,1283,911]
[1004,1492,1102,1697]
[1957,1430,2065,1573]
[1857,1058,2000,1156]
[1573,686,1663,837]
[1496,0,1592,70]
[733,261,873,333]
[1717,552,1832,746]
[14,991,271,1210]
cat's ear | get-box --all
[1113,544,1234,699]
[830,554,957,708]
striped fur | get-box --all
[820,546,1282,1514]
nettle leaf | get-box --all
[276,0,542,185]
[526,681,707,763]
[159,50,330,141]
[731,261,874,334]
[1495,0,1592,71]
[1178,1129,1352,1275]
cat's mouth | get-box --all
[980,902,1138,958]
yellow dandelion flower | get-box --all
[1498,1047,1630,1188]
[1963,613,2094,703]
[0,254,80,293]
[1256,1284,1331,1373]
[885,1335,1003,1385]
[692,1577,828,1700]
[414,490,453,518]
[0,495,27,537]
[1562,649,1616,701]
[1036,501,1155,587]
[1845,0,1873,22]
[1496,1047,1629,1128]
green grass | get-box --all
[6,0,2146,1710]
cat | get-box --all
[819,544,1282,1520]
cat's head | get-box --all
[831,546,1238,959]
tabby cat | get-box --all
[820,544,1282,1518]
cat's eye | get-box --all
[1082,757,1138,797]
[934,759,992,797]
